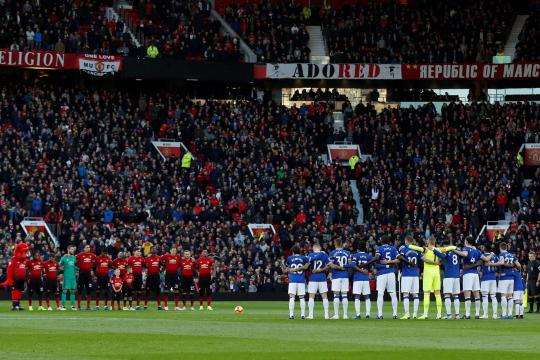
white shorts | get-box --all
[514,290,524,301]
[443,278,460,294]
[481,280,497,294]
[352,281,371,295]
[288,283,306,296]
[463,273,480,292]
[376,273,396,293]
[331,278,349,293]
[308,281,328,294]
[498,279,514,294]
[400,276,419,294]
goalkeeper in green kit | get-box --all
[59,246,78,310]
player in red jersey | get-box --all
[144,248,162,310]
[43,255,60,310]
[180,250,196,310]
[127,249,145,310]
[195,249,215,310]
[75,245,96,310]
[26,251,44,311]
[110,269,123,311]
[161,247,181,311]
[123,266,135,310]
[95,250,112,310]
[112,252,128,277]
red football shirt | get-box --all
[76,252,96,273]
[179,259,194,278]
[195,256,213,277]
[112,258,128,277]
[123,273,134,288]
[161,254,181,274]
[145,256,161,275]
[127,256,144,275]
[27,259,43,279]
[110,276,123,291]
[95,256,112,277]
[43,260,59,281]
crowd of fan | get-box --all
[0,81,539,293]
[290,88,347,102]
[386,89,460,102]
[343,100,540,266]
[131,0,242,61]
[222,1,310,63]
[515,9,539,62]
[0,0,140,56]
[322,0,514,64]
[0,81,357,293]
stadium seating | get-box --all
[221,1,310,62]
[514,10,539,61]
[322,0,515,63]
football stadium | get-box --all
[0,0,539,359]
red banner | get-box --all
[524,144,540,166]
[0,50,123,75]
[327,144,361,163]
[151,140,187,161]
[402,63,540,80]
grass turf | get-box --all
[0,300,538,360]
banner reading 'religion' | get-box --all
[0,50,123,76]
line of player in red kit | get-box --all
[23,245,215,311]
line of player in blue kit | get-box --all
[283,236,525,320]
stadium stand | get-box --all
[514,9,539,61]
[322,0,515,63]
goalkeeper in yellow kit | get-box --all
[409,236,456,319]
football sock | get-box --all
[423,293,430,316]
[413,296,419,317]
[474,298,481,316]
[38,295,42,307]
[342,295,348,317]
[491,294,498,316]
[28,297,32,307]
[465,297,471,316]
[299,297,306,317]
[77,295,81,308]
[164,293,168,307]
[435,294,442,315]
[289,297,295,317]
[207,296,212,306]
[501,297,507,316]
[482,294,489,316]
[364,297,371,317]
[174,294,179,308]
[70,292,76,307]
[453,295,460,315]
[308,298,315,317]
[86,295,91,308]
[334,295,340,317]
[377,293,384,317]
[403,296,410,316]
[61,292,66,308]
[355,298,361,316]
[391,292,398,316]
[444,296,452,315]
[507,298,514,316]
[322,298,329,318]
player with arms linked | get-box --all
[373,235,399,319]
[283,244,309,319]
[328,238,351,319]
[497,242,520,319]
[306,242,330,319]
[433,241,467,319]
[351,242,373,319]
[397,236,422,319]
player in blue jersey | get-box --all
[513,270,526,319]
[397,236,422,319]
[497,242,521,319]
[306,243,331,319]
[373,235,400,319]
[461,237,493,319]
[283,245,310,319]
[433,241,467,319]
[479,244,500,319]
[328,238,351,319]
[351,242,373,319]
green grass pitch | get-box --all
[0,301,538,360]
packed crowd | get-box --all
[130,0,242,61]
[515,9,539,62]
[222,1,310,63]
[0,0,139,56]
[322,0,514,64]
[0,81,357,293]
[343,100,540,265]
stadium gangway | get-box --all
[20,217,59,248]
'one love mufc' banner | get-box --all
[151,140,188,160]
[523,143,540,166]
